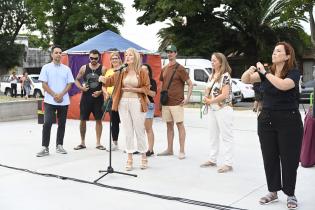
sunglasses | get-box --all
[90,57,99,61]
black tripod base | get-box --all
[93,166,137,183]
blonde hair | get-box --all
[109,51,122,68]
[125,48,142,73]
[211,52,232,82]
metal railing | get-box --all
[185,90,204,119]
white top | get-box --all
[206,72,232,110]
[9,75,18,84]
[39,62,74,105]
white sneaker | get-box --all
[56,145,67,154]
[111,143,118,151]
[36,147,49,157]
[106,143,118,151]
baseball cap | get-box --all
[165,44,177,52]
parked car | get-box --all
[183,65,242,104]
[231,78,255,101]
[0,74,44,98]
[300,80,315,101]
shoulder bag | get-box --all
[160,63,179,105]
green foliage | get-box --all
[284,0,315,45]
[0,36,25,74]
[26,0,125,49]
[134,0,310,63]
[0,0,31,73]
[27,34,50,49]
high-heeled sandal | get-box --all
[125,159,133,171]
[140,158,148,169]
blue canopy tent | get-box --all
[61,30,162,119]
[65,30,148,53]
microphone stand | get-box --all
[94,68,137,183]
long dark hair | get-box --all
[142,63,153,79]
[270,42,297,79]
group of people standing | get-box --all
[9,71,33,99]
[35,41,303,210]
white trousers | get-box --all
[119,98,147,153]
[207,106,233,166]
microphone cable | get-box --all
[0,163,247,210]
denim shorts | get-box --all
[146,102,155,119]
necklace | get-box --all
[90,64,98,75]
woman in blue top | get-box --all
[241,42,302,210]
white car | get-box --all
[231,78,254,101]
[182,65,242,104]
[0,74,44,98]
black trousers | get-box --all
[42,103,68,147]
[110,111,120,141]
[258,109,303,196]
[10,83,17,97]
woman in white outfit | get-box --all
[99,48,150,171]
[201,52,234,173]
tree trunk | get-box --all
[308,4,315,46]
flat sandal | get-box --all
[259,192,278,205]
[200,161,216,168]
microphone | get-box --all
[114,63,128,72]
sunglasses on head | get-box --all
[111,57,119,60]
[90,57,99,61]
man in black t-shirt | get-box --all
[74,49,106,150]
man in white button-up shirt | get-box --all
[36,45,74,157]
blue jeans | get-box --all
[42,103,68,147]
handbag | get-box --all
[160,63,179,105]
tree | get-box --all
[284,0,315,45]
[134,0,226,57]
[26,34,50,49]
[26,0,125,49]
[0,0,31,73]
[219,0,309,61]
[134,0,310,62]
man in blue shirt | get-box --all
[36,45,74,157]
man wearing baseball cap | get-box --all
[158,44,193,159]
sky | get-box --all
[117,0,168,52]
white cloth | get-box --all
[206,72,232,107]
[39,62,74,105]
[118,97,147,153]
[9,75,18,84]
[207,106,234,166]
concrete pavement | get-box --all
[0,108,314,210]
